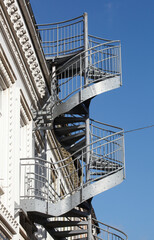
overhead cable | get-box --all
[124,124,154,134]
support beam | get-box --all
[84,13,90,182]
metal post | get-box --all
[122,132,126,179]
[51,65,57,107]
[57,25,59,57]
[86,116,90,182]
[84,13,90,182]
[107,226,109,240]
[119,43,122,86]
[80,54,82,102]
[88,213,92,240]
[81,150,83,200]
[84,12,88,85]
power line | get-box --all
[124,124,154,134]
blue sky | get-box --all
[30,0,154,239]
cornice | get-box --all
[2,0,47,98]
[18,0,50,89]
[0,6,38,102]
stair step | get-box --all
[46,220,88,228]
[47,50,82,68]
[67,138,86,153]
[55,124,85,135]
[63,209,89,218]
[88,65,107,80]
[91,158,121,167]
[90,166,118,171]
[56,53,81,77]
[78,201,91,211]
[50,229,88,238]
[90,172,108,176]
[54,116,86,125]
[60,132,85,144]
[68,103,89,115]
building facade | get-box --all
[0,0,127,239]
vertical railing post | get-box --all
[84,12,88,86]
[119,43,122,86]
[80,54,82,102]
[84,12,90,182]
[81,150,83,200]
[47,161,49,213]
[51,65,57,108]
[107,226,109,240]
[88,213,92,240]
[122,132,126,179]
[57,25,59,57]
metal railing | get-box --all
[89,119,125,179]
[52,39,121,103]
[20,122,124,203]
[92,218,128,240]
[36,15,84,58]
[88,35,113,48]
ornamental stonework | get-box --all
[3,0,46,98]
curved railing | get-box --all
[92,218,128,240]
[36,15,84,58]
[20,121,124,203]
[88,35,113,48]
[52,40,121,104]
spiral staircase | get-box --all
[20,13,127,239]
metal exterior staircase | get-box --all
[20,13,127,239]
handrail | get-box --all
[36,14,84,58]
[36,15,84,27]
[92,218,128,240]
[20,131,123,167]
[90,118,123,131]
[56,40,120,72]
[21,120,124,167]
[20,120,124,203]
[88,34,113,42]
[51,40,121,104]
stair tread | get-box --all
[50,229,88,237]
[54,116,86,124]
[55,124,85,134]
[90,172,107,176]
[62,208,89,218]
[46,220,88,228]
[78,201,91,210]
[90,166,119,170]
[47,49,83,68]
[67,138,86,153]
[60,132,85,143]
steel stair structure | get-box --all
[20,13,127,239]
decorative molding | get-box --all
[3,0,46,98]
[0,44,16,89]
[20,91,32,126]
[2,0,46,101]
[0,187,4,196]
[0,201,18,235]
[8,86,14,210]
[0,6,38,102]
